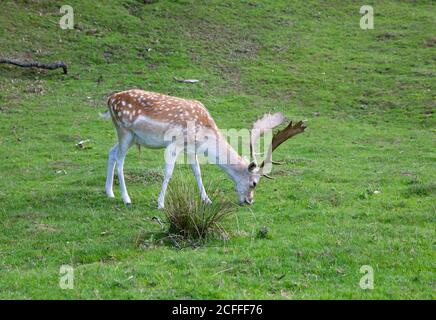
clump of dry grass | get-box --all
[163,175,234,241]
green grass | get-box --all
[0,0,434,299]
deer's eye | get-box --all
[252,181,257,188]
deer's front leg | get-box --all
[157,161,175,210]
[189,154,211,204]
[158,145,180,209]
[115,131,134,204]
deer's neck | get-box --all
[209,133,248,183]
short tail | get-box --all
[99,110,111,120]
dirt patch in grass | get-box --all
[273,168,303,176]
[32,222,59,233]
[102,44,128,63]
[216,63,242,92]
[282,157,316,166]
[56,134,81,143]
[23,83,45,94]
[180,14,258,93]
[123,0,158,19]
[423,37,436,47]
[7,211,49,222]
[229,40,258,59]
[404,183,436,197]
[0,94,21,113]
[50,160,81,170]
[310,189,343,208]
[376,32,399,41]
[0,104,14,113]
[123,168,163,185]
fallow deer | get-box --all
[101,89,306,209]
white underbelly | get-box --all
[131,115,176,149]
[133,130,167,148]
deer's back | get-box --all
[107,89,218,148]
[108,89,217,128]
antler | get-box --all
[250,113,285,164]
[260,120,306,176]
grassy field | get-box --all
[0,0,434,299]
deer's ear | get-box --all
[248,161,257,172]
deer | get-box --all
[101,89,306,209]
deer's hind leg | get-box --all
[105,143,118,198]
[109,128,134,204]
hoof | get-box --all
[203,198,212,205]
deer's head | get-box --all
[236,113,306,205]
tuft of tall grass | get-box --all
[163,174,235,241]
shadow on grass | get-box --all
[404,182,436,197]
[134,229,230,250]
